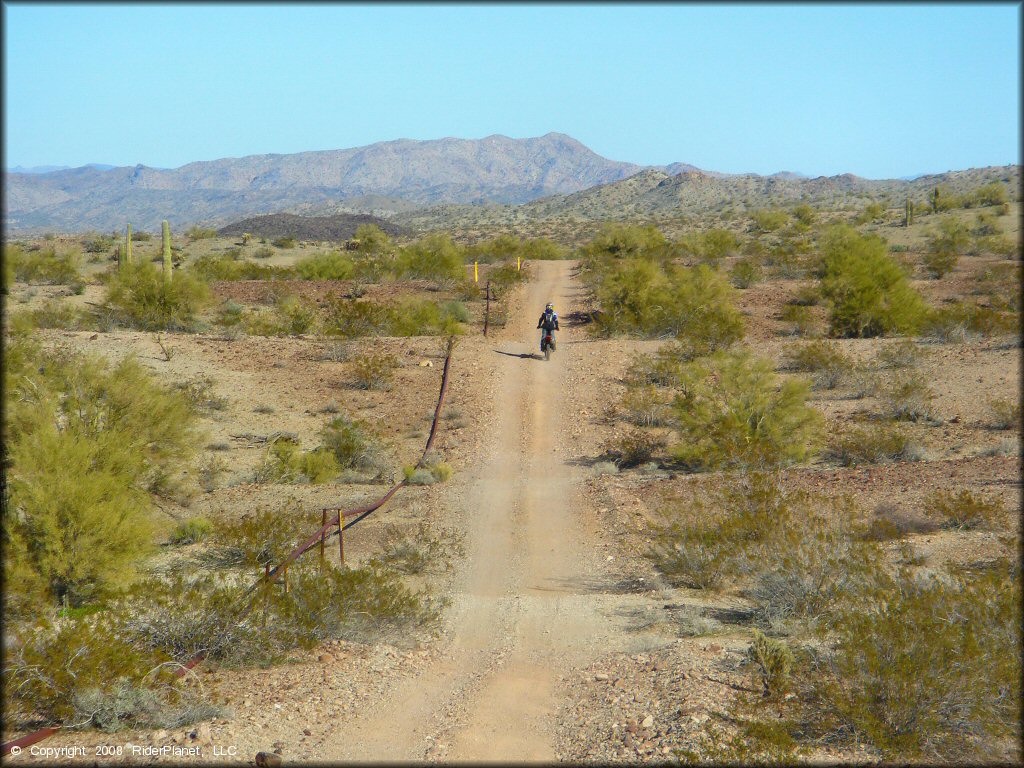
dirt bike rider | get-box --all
[537,302,559,352]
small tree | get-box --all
[924,218,969,278]
[819,225,926,337]
[670,349,823,470]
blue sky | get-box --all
[3,3,1020,178]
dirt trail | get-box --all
[321,260,656,762]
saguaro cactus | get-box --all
[931,186,940,214]
[905,197,913,227]
[162,220,173,283]
[125,224,134,265]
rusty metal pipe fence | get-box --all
[2,336,458,757]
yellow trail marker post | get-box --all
[517,256,521,271]
[474,261,478,283]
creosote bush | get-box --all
[255,436,340,485]
[169,517,213,545]
[350,352,399,390]
[825,422,921,466]
[880,370,938,422]
[987,397,1021,430]
[923,489,1005,530]
[783,340,853,389]
[378,522,465,574]
[294,251,355,280]
[321,414,389,476]
[5,243,83,285]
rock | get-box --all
[419,360,433,367]
[272,741,285,749]
[255,753,281,768]
[594,673,609,681]
[626,720,638,734]
[303,728,312,736]
[318,653,334,663]
[707,643,722,653]
[89,333,98,340]
[641,715,654,729]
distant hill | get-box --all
[393,165,1021,233]
[217,212,410,242]
[2,133,646,233]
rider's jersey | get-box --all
[538,311,559,331]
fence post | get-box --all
[283,563,289,594]
[483,280,491,337]
[320,509,327,570]
[338,514,345,565]
[263,563,270,627]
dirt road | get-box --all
[321,260,659,762]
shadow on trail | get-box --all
[494,349,544,361]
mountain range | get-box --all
[3,134,1018,234]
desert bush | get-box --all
[350,352,399,390]
[620,385,675,427]
[855,200,886,224]
[486,261,529,299]
[924,489,1005,531]
[792,203,817,226]
[271,236,297,249]
[321,414,388,474]
[202,504,316,568]
[169,517,214,545]
[818,225,926,337]
[578,223,675,265]
[751,209,789,233]
[6,244,83,284]
[921,301,1017,342]
[825,422,921,466]
[104,260,211,331]
[83,233,117,254]
[729,257,762,288]
[321,297,463,338]
[18,299,87,330]
[747,630,793,698]
[3,338,200,609]
[378,522,465,574]
[590,258,744,352]
[255,436,340,485]
[395,233,464,283]
[972,182,1009,207]
[624,349,686,389]
[605,428,666,468]
[783,340,853,389]
[466,234,565,263]
[186,226,217,240]
[987,397,1021,430]
[880,370,938,422]
[294,250,355,280]
[679,228,740,263]
[779,304,819,337]
[861,502,941,541]
[670,349,822,470]
[2,617,178,727]
[172,376,229,413]
[873,339,924,369]
[924,219,969,278]
[402,459,453,485]
[189,253,290,281]
[817,566,1021,760]
[253,246,275,259]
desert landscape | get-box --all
[3,153,1021,763]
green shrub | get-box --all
[987,397,1021,430]
[350,352,399,390]
[860,502,941,541]
[729,257,762,288]
[351,223,392,254]
[5,244,83,284]
[779,304,819,337]
[378,522,465,574]
[395,233,464,283]
[3,617,174,726]
[255,437,340,485]
[747,630,793,698]
[186,226,217,240]
[402,459,452,485]
[873,339,924,369]
[881,370,938,422]
[19,299,86,330]
[322,297,395,337]
[590,258,744,352]
[751,209,789,233]
[295,251,355,280]
[856,200,886,224]
[169,517,213,545]
[578,223,675,265]
[104,260,211,331]
[605,428,666,468]
[670,349,822,470]
[188,253,290,281]
[83,233,117,254]
[487,261,528,299]
[203,504,314,568]
[972,182,1009,207]
[321,414,388,473]
[783,340,853,389]
[817,566,1021,760]
[924,219,969,277]
[271,236,297,249]
[826,423,921,466]
[253,246,275,259]
[922,301,1017,342]
[3,338,200,608]
[819,225,926,337]
[619,385,675,427]
[924,489,1005,530]
[467,234,565,263]
[679,228,740,263]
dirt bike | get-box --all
[541,332,556,361]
